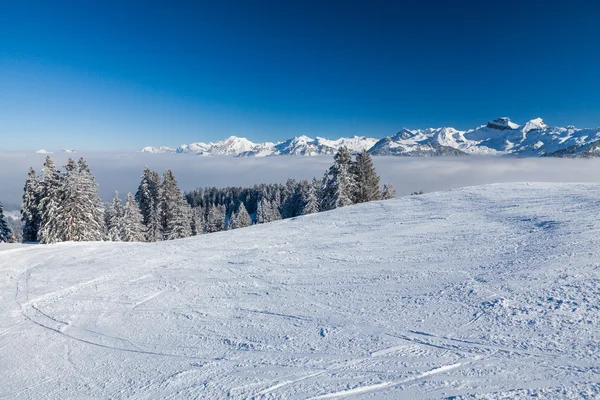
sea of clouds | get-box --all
[2,152,600,210]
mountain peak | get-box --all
[487,117,520,130]
[522,118,548,133]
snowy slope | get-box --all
[2,183,600,398]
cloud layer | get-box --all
[2,152,600,210]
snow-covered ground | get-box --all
[1,183,600,399]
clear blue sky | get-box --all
[1,0,599,151]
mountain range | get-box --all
[140,117,600,158]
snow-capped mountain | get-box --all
[369,117,600,157]
[142,135,378,157]
[141,117,600,158]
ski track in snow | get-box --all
[1,183,600,399]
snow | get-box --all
[140,146,176,153]
[522,118,548,134]
[143,135,380,157]
[1,182,599,398]
[35,149,52,154]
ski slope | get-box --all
[1,183,600,399]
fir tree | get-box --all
[75,158,105,241]
[352,150,381,203]
[191,207,205,235]
[21,167,41,242]
[136,168,163,242]
[322,146,355,210]
[105,192,124,241]
[271,189,282,221]
[256,192,274,223]
[301,178,320,215]
[381,184,397,200]
[57,158,104,242]
[234,202,252,228]
[160,170,192,240]
[38,156,64,244]
[0,203,12,243]
[228,211,238,230]
[122,193,145,242]
[205,204,225,233]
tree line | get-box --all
[1,147,396,243]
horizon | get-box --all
[3,1,600,151]
[12,115,600,153]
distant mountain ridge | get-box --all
[141,135,378,157]
[141,117,600,158]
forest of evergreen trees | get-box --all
[0,147,396,243]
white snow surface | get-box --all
[2,183,600,399]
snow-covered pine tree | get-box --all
[0,202,12,243]
[270,189,282,222]
[301,178,320,215]
[235,202,252,228]
[204,204,225,233]
[381,183,397,200]
[160,170,192,240]
[135,168,163,242]
[228,211,238,230]
[279,179,296,219]
[59,157,104,242]
[224,201,235,230]
[105,191,124,241]
[352,150,381,203]
[191,206,205,235]
[38,156,64,244]
[256,191,274,223]
[255,192,265,224]
[321,146,355,211]
[21,167,41,242]
[122,193,145,242]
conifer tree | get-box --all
[271,190,282,221]
[136,168,163,242]
[191,207,205,235]
[21,167,41,242]
[160,170,192,240]
[38,156,64,244]
[381,183,397,200]
[228,211,238,230]
[235,202,252,228]
[73,158,105,241]
[0,203,12,243]
[204,204,225,233]
[301,178,320,215]
[55,158,104,242]
[122,193,145,242]
[352,150,381,203]
[322,146,355,210]
[256,192,273,223]
[105,192,124,241]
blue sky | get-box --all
[1,0,600,151]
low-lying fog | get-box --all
[2,152,600,209]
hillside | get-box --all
[1,183,599,399]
